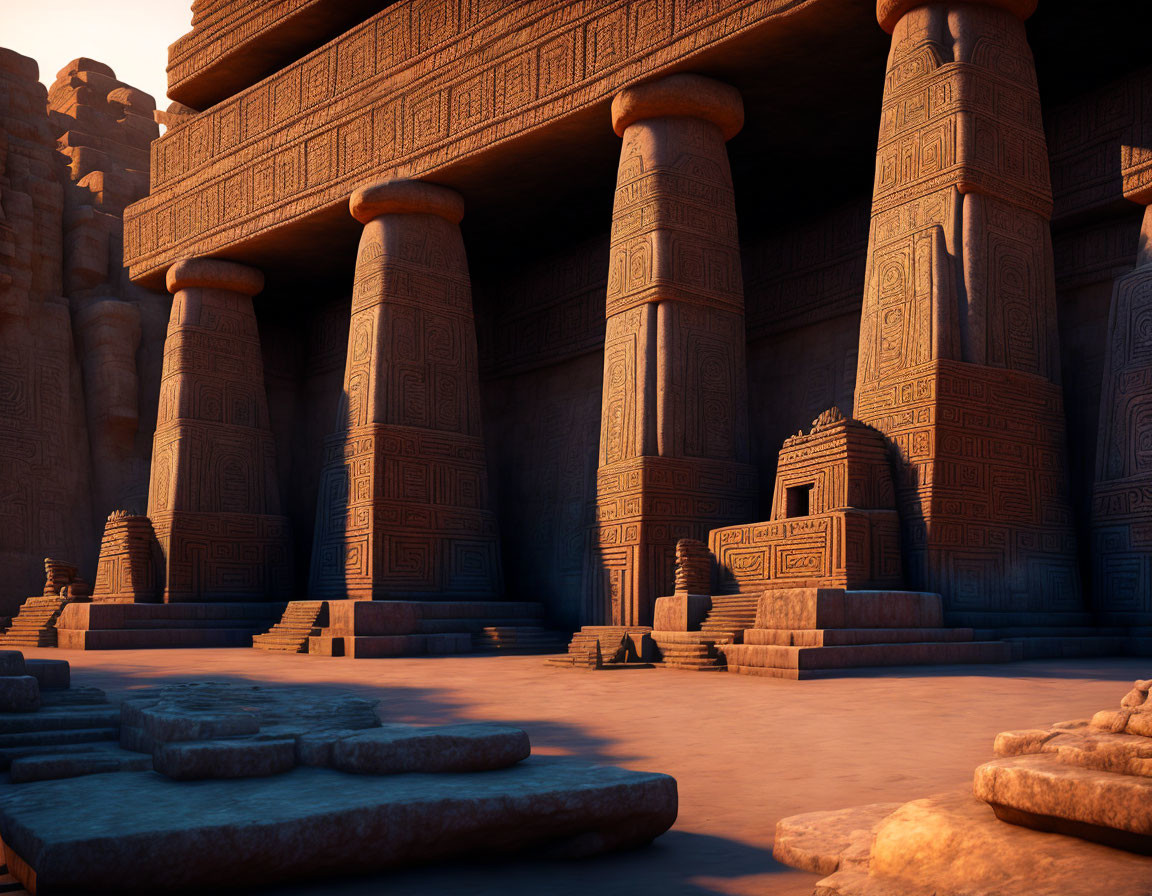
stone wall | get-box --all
[0,50,161,614]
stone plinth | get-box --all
[148,258,292,601]
[1092,206,1152,625]
[710,409,902,592]
[852,0,1082,624]
[309,180,502,601]
[586,73,756,627]
[91,511,159,602]
[722,588,1012,678]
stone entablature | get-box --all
[123,0,813,285]
[167,0,387,110]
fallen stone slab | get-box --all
[974,753,1152,853]
[152,736,298,780]
[331,724,531,775]
[784,790,1152,896]
[0,677,39,713]
[0,759,678,892]
[9,750,152,784]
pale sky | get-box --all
[2,1,191,110]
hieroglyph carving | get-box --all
[309,181,502,600]
[588,75,756,627]
[1092,205,1152,624]
[147,260,292,601]
[853,2,1082,622]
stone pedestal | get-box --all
[852,0,1081,625]
[587,73,756,628]
[309,180,502,600]
[1092,205,1152,625]
[147,258,291,601]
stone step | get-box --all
[61,629,261,650]
[0,707,121,735]
[0,727,119,749]
[9,749,153,783]
[723,640,1013,679]
[743,627,977,647]
[0,740,127,770]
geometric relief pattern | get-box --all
[145,272,292,602]
[309,200,502,600]
[711,409,902,592]
[588,101,756,627]
[124,0,811,282]
[1091,237,1152,623]
[853,3,1082,624]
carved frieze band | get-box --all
[124,0,806,281]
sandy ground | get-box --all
[22,646,1148,896]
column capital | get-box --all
[349,179,465,225]
[876,0,1037,33]
[611,73,743,140]
[165,257,264,296]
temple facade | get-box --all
[2,0,1152,661]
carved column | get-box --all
[148,258,291,601]
[853,0,1082,624]
[588,74,756,627]
[309,180,502,600]
[1092,204,1152,625]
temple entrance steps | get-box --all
[473,627,567,654]
[720,589,1014,679]
[252,602,328,653]
[650,631,731,671]
[699,593,760,643]
[548,626,654,667]
[54,603,286,650]
[0,595,74,648]
[261,600,559,658]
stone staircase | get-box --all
[252,601,328,653]
[651,631,731,671]
[548,626,654,667]
[0,595,74,648]
[699,593,760,642]
[473,626,567,654]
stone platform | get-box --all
[55,603,285,649]
[0,760,676,892]
[720,589,1013,678]
[258,600,563,658]
[0,675,678,892]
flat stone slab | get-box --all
[0,760,677,892]
[153,736,297,780]
[120,682,380,752]
[23,660,66,690]
[331,724,531,774]
[974,753,1152,852]
[9,750,152,784]
[792,790,1152,896]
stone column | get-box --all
[309,180,502,600]
[853,0,1082,624]
[147,258,292,601]
[587,74,756,627]
[1092,204,1152,625]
